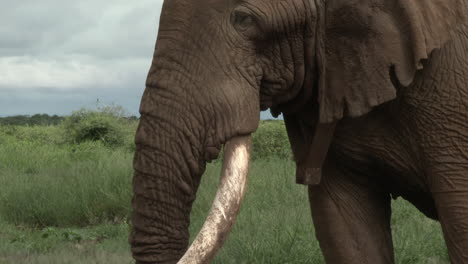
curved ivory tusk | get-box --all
[178,135,252,264]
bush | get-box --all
[62,107,129,147]
[251,120,292,160]
[0,125,64,145]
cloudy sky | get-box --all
[1,0,275,119]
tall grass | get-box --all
[0,153,448,263]
[0,140,133,227]
[190,159,448,264]
[190,159,324,263]
[0,119,449,263]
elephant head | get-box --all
[130,0,465,263]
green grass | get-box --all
[191,159,448,264]
[0,122,449,263]
[0,141,133,227]
[0,221,133,264]
[0,156,448,263]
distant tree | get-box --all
[0,104,133,126]
[126,115,139,121]
[0,115,28,125]
[0,114,64,126]
[50,115,62,125]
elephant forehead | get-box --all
[160,0,228,19]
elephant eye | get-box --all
[231,10,255,32]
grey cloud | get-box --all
[0,0,161,116]
[1,1,94,57]
[1,0,162,59]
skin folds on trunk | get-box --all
[179,135,252,264]
[131,116,252,264]
[130,113,203,264]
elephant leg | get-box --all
[308,160,394,264]
[432,169,468,263]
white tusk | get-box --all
[178,135,252,264]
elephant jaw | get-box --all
[178,135,252,264]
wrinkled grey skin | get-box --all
[130,0,468,263]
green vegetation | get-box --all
[251,120,292,160]
[61,106,137,149]
[0,114,64,126]
[0,109,448,263]
[0,141,132,227]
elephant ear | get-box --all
[316,0,467,122]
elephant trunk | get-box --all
[178,135,252,264]
[130,112,203,264]
[130,92,253,263]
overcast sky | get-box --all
[0,0,276,119]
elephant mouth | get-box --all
[178,135,252,264]
[204,146,222,162]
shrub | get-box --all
[62,107,128,147]
[0,125,64,145]
[251,120,292,160]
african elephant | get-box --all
[130,0,468,263]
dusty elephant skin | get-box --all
[130,0,468,263]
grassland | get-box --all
[0,113,449,263]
